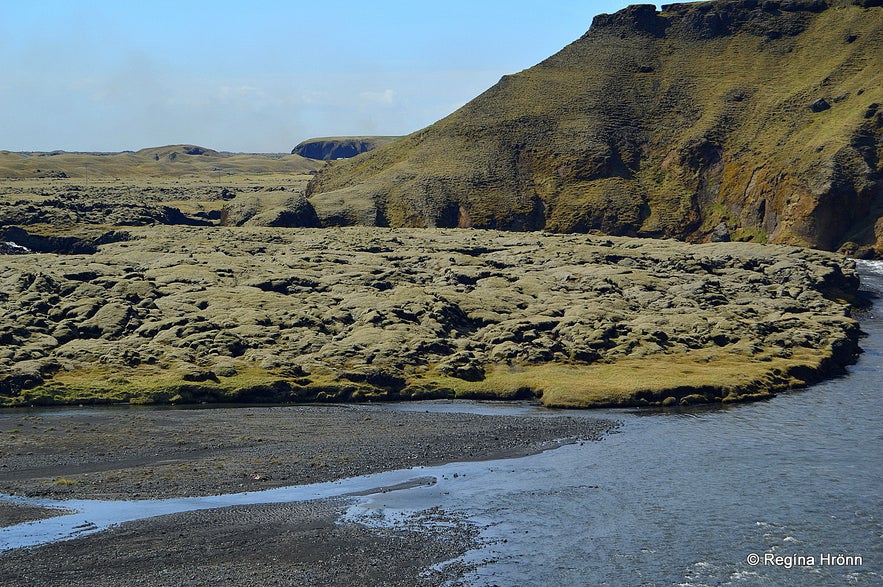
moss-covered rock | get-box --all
[0,226,863,408]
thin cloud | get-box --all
[359,89,396,106]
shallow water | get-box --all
[351,261,883,585]
[2,261,882,586]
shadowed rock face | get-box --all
[292,137,400,160]
[307,0,883,257]
[0,226,131,254]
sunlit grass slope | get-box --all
[308,0,883,257]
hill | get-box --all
[0,145,320,179]
[291,136,401,160]
[306,0,883,258]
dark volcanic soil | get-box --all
[0,500,480,587]
[0,403,616,501]
[0,403,616,586]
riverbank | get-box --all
[1,499,481,587]
[0,403,615,502]
[0,404,614,585]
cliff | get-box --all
[292,136,401,160]
[307,0,883,257]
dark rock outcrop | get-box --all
[0,226,130,254]
[810,98,831,112]
[292,137,400,160]
[0,241,30,255]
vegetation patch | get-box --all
[0,226,861,410]
[406,347,836,408]
[306,1,883,258]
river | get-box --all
[2,261,881,585]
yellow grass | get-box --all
[415,347,830,408]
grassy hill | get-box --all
[0,145,320,179]
[307,0,883,257]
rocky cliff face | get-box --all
[307,0,883,257]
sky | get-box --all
[2,1,673,153]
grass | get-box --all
[0,145,321,179]
[6,346,838,410]
[305,3,882,253]
[732,227,769,244]
[406,346,833,408]
[7,363,291,407]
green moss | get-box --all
[732,227,769,244]
[2,363,294,407]
[700,203,732,232]
[1,339,843,410]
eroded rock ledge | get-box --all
[0,227,862,408]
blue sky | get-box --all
[2,1,672,152]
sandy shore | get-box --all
[0,402,616,585]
